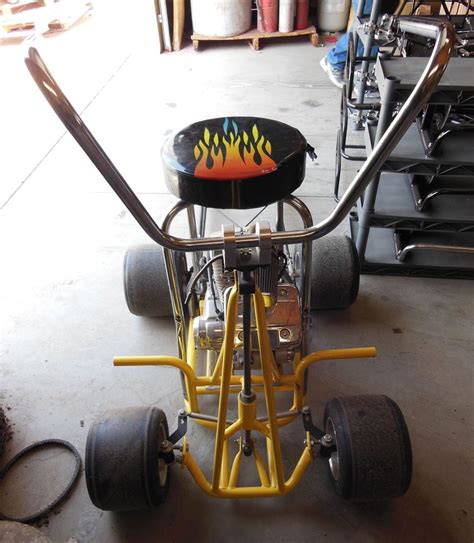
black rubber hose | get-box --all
[0,439,82,523]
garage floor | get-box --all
[1,2,473,542]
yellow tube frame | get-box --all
[114,283,376,498]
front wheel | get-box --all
[323,395,412,502]
[85,406,170,511]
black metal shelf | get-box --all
[411,175,474,212]
[347,12,474,279]
[376,57,474,105]
[350,216,474,278]
[365,122,474,177]
[358,173,474,233]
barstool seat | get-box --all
[162,117,308,209]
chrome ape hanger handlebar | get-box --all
[25,17,454,252]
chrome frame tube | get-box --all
[162,201,193,359]
[160,196,313,359]
[24,18,454,253]
[281,196,313,357]
[199,207,208,238]
[186,205,201,274]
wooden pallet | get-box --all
[0,0,91,38]
[46,0,91,31]
[0,5,50,35]
[0,0,53,17]
[192,25,319,51]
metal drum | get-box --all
[190,0,252,38]
[279,0,296,33]
[316,0,351,32]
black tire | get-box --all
[85,406,170,511]
[311,235,360,310]
[323,395,412,502]
[123,244,187,317]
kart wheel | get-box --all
[123,244,188,317]
[85,406,170,511]
[323,395,412,502]
[311,235,359,310]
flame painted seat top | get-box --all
[162,117,308,209]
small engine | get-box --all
[193,247,302,368]
[211,250,281,304]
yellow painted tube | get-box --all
[187,318,197,373]
[239,397,257,430]
[292,347,377,409]
[192,418,217,430]
[211,348,224,384]
[251,419,270,437]
[294,383,305,411]
[254,446,270,487]
[199,373,297,387]
[178,333,186,361]
[229,447,243,488]
[183,451,213,494]
[283,447,313,493]
[216,486,284,498]
[212,284,238,492]
[270,347,281,381]
[184,446,312,498]
[253,288,285,491]
[197,388,235,396]
[258,407,298,429]
[275,415,298,428]
[195,384,294,395]
[295,347,377,384]
[266,433,274,485]
[114,357,296,390]
[113,355,202,412]
[224,419,242,440]
[113,355,201,382]
[220,439,229,488]
[293,384,302,411]
[206,350,213,377]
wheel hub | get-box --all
[326,417,340,481]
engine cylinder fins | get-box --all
[212,257,234,303]
[211,249,281,303]
[254,250,280,304]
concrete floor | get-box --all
[0,2,473,542]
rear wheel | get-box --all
[123,244,188,317]
[311,235,360,310]
[85,406,170,511]
[323,395,412,502]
